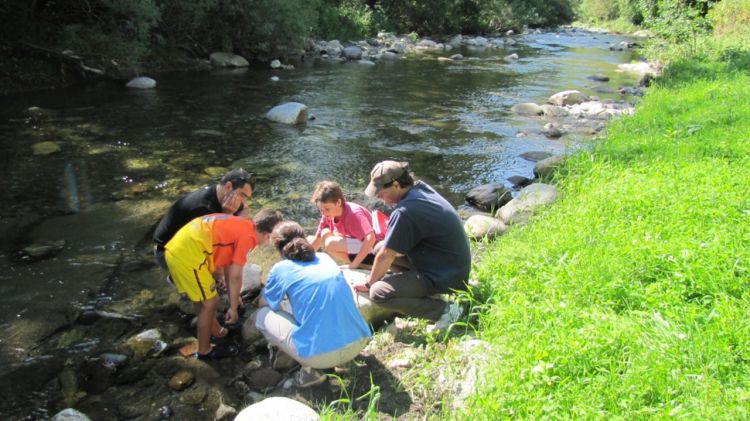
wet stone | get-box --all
[179,386,208,405]
[168,370,195,391]
[245,367,283,391]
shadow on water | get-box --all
[0,28,643,418]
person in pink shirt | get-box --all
[310,181,385,269]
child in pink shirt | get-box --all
[310,181,384,269]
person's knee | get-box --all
[368,282,393,304]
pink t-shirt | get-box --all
[315,202,383,242]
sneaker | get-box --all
[427,302,462,333]
[195,344,239,360]
[283,367,327,388]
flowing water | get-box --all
[0,28,641,417]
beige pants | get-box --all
[255,307,368,369]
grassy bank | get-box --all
[465,60,750,417]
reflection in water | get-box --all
[62,161,93,213]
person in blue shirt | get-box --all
[255,221,372,388]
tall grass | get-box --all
[466,61,750,417]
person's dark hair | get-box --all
[383,169,414,189]
[310,180,345,205]
[221,168,256,190]
[271,221,316,262]
[252,209,283,234]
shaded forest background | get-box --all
[0,0,736,89]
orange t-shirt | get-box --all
[209,214,257,268]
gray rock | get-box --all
[357,59,376,66]
[520,151,553,162]
[235,397,320,421]
[543,123,563,138]
[534,155,566,179]
[125,77,156,89]
[464,215,506,239]
[209,52,249,67]
[265,102,308,125]
[242,264,262,294]
[51,408,92,421]
[465,183,512,212]
[449,54,464,60]
[270,59,282,69]
[548,90,589,106]
[507,175,533,189]
[511,102,543,116]
[245,368,284,391]
[270,76,280,82]
[343,46,363,60]
[383,51,399,60]
[496,183,560,226]
[541,104,569,117]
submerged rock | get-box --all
[32,141,62,155]
[51,408,92,421]
[168,370,195,391]
[125,77,156,89]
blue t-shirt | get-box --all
[262,253,371,358]
[385,181,472,291]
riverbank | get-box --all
[463,52,750,417]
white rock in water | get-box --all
[270,76,280,82]
[235,397,319,421]
[270,59,282,69]
[125,77,156,89]
[51,408,92,421]
[265,102,308,125]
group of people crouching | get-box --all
[152,161,472,388]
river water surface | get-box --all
[0,28,640,418]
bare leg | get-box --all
[194,296,220,355]
[323,235,351,264]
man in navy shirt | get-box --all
[355,161,471,332]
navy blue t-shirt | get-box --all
[384,181,471,291]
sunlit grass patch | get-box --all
[468,67,750,418]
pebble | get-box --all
[168,370,195,391]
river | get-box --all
[0,28,640,419]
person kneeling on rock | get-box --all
[255,221,372,387]
[165,210,282,359]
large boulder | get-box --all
[548,90,588,106]
[495,183,559,226]
[209,52,249,67]
[465,183,512,212]
[265,102,308,125]
[464,215,506,240]
[51,408,92,421]
[235,397,319,421]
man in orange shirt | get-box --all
[166,210,282,359]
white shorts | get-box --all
[345,237,363,254]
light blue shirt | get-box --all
[262,253,371,358]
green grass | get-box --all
[465,65,750,418]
